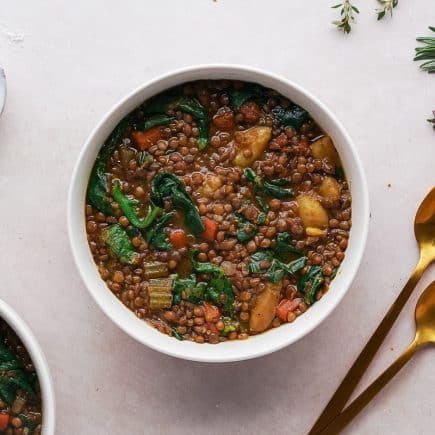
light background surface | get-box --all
[0,1,434,433]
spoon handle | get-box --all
[309,254,431,434]
[319,340,420,434]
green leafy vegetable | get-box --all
[248,251,306,284]
[112,180,161,229]
[274,232,303,258]
[172,275,206,305]
[272,105,310,130]
[414,27,435,74]
[234,213,258,243]
[256,195,269,225]
[87,117,129,215]
[0,342,37,406]
[298,265,325,305]
[244,168,294,199]
[144,211,175,251]
[151,173,205,237]
[145,94,209,149]
[189,250,235,314]
[229,84,265,110]
[135,113,174,131]
[18,414,38,432]
[103,224,138,264]
[171,327,184,341]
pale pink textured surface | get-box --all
[0,1,434,434]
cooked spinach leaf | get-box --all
[244,168,294,199]
[135,113,174,131]
[248,250,306,284]
[112,180,161,229]
[298,265,325,305]
[144,211,175,251]
[188,250,235,314]
[172,275,206,305]
[229,83,265,110]
[274,232,303,257]
[272,105,310,130]
[234,213,258,242]
[255,195,269,225]
[0,342,36,406]
[145,94,209,149]
[87,116,130,215]
[151,173,204,237]
[171,327,184,341]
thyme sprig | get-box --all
[376,0,398,20]
[414,26,435,73]
[332,1,359,34]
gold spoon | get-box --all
[310,187,435,434]
[319,280,435,434]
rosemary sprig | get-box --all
[428,111,435,129]
[414,26,435,73]
[332,1,359,34]
[376,0,398,20]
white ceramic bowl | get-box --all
[68,65,369,363]
[0,299,55,433]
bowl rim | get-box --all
[0,299,55,433]
[68,64,369,362]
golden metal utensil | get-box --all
[319,280,435,434]
[310,187,435,434]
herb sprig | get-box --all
[376,0,398,20]
[332,1,360,34]
[414,27,435,74]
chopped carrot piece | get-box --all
[276,299,299,322]
[205,322,218,334]
[203,302,220,322]
[169,229,187,249]
[131,127,161,150]
[0,413,9,430]
[202,217,218,241]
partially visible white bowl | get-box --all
[68,64,369,363]
[0,299,55,434]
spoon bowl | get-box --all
[414,187,435,259]
[415,281,435,344]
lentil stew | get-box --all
[85,80,352,344]
[0,319,42,434]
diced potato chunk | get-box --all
[319,176,341,202]
[201,174,223,197]
[311,136,340,166]
[306,227,327,237]
[249,282,282,333]
[296,195,329,229]
[233,126,272,167]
